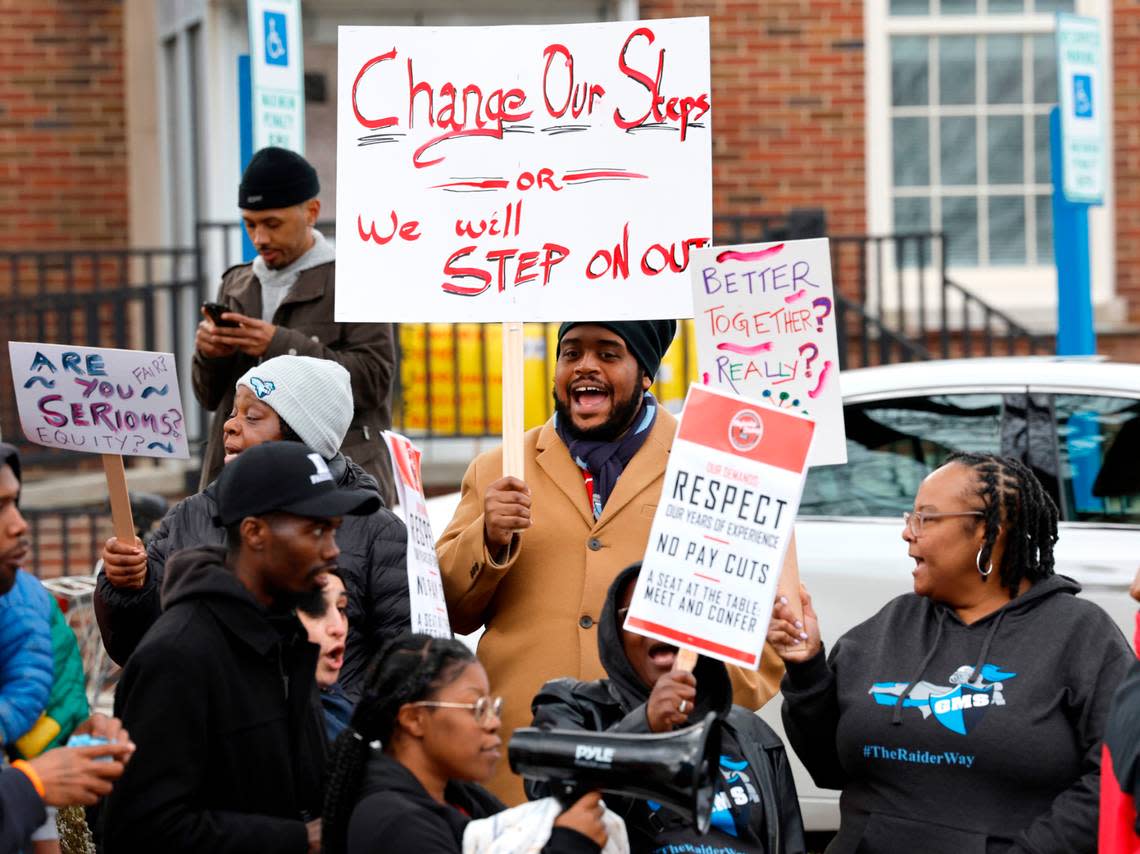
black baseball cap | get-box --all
[213,441,379,526]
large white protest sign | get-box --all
[690,239,846,466]
[336,18,711,323]
[385,431,452,638]
[624,385,813,669]
[8,342,189,460]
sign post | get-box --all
[247,0,305,153]
[8,343,190,541]
[1053,13,1105,356]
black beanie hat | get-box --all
[238,147,319,210]
[556,320,678,379]
[0,443,21,485]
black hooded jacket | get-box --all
[100,546,327,853]
[528,564,806,854]
[95,454,409,701]
[781,575,1131,854]
[344,751,597,854]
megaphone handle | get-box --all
[676,648,698,672]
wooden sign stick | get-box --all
[675,532,803,675]
[501,321,526,479]
[101,454,135,544]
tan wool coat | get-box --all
[437,409,785,805]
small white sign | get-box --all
[335,18,712,322]
[384,431,452,638]
[248,0,305,152]
[8,342,189,459]
[1057,13,1105,205]
[690,238,846,467]
[624,385,813,670]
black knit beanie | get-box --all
[238,147,319,210]
[556,320,678,379]
[0,443,21,485]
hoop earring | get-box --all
[976,546,994,578]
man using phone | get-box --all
[193,146,397,506]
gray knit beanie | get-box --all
[236,356,352,460]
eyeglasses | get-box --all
[903,510,984,537]
[410,696,503,725]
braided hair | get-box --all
[945,452,1059,598]
[321,634,476,854]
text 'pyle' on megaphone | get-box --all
[508,712,721,834]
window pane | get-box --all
[799,394,1004,517]
[1033,34,1057,105]
[890,0,930,13]
[939,37,977,105]
[1036,193,1053,261]
[989,195,1027,263]
[1035,0,1075,12]
[893,196,931,235]
[989,0,1025,12]
[942,196,979,264]
[987,36,1023,104]
[941,117,978,185]
[988,115,1025,184]
[893,117,930,186]
[1053,394,1140,523]
[892,37,930,106]
[942,0,977,13]
[1034,113,1052,184]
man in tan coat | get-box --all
[438,320,785,804]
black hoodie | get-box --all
[528,564,806,854]
[101,546,327,854]
[781,575,1130,854]
[94,453,410,702]
[344,750,598,853]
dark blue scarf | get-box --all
[554,392,658,520]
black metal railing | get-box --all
[22,505,109,579]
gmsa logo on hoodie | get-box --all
[868,663,1017,735]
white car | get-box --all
[427,356,1140,832]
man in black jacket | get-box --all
[528,563,806,854]
[96,355,409,702]
[101,441,380,854]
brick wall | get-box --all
[1114,1,1140,324]
[638,0,866,236]
[0,0,127,250]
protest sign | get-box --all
[690,238,847,467]
[384,431,452,638]
[336,17,712,323]
[8,342,189,542]
[624,384,813,669]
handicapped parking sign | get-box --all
[263,11,288,66]
[1073,74,1093,118]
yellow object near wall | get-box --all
[395,321,698,436]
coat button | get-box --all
[579,615,594,629]
[587,537,602,551]
[311,335,320,342]
[288,347,297,355]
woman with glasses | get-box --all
[768,453,1130,853]
[321,633,608,854]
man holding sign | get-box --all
[437,320,785,803]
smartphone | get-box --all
[202,301,239,328]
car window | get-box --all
[801,394,1007,517]
[1052,394,1140,524]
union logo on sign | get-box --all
[728,409,763,452]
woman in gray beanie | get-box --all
[95,355,412,705]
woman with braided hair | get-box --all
[768,453,1130,853]
[321,633,607,854]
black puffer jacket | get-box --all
[528,564,805,854]
[95,454,410,701]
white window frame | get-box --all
[865,0,1117,330]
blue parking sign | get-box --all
[263,11,288,66]
[1073,74,1093,118]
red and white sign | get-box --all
[623,385,813,669]
[385,431,451,638]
